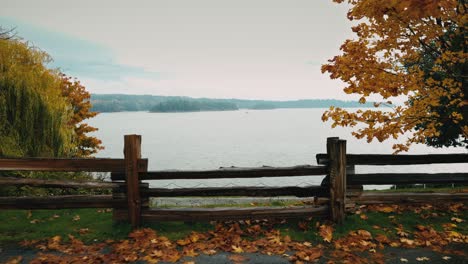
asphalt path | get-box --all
[1,245,467,264]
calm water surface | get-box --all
[88,109,467,189]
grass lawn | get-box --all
[1,197,467,264]
[1,202,466,246]
[0,208,217,245]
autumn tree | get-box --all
[0,32,105,196]
[0,31,102,158]
[0,33,73,157]
[322,0,467,152]
[60,75,103,157]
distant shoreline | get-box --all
[95,107,378,114]
[91,94,374,113]
[150,109,239,113]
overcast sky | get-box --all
[0,0,358,100]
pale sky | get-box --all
[0,0,358,100]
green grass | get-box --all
[0,209,217,245]
[0,209,131,245]
[1,204,466,246]
[337,208,468,239]
[276,219,323,242]
[332,212,394,238]
[279,205,468,242]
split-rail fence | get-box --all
[1,135,467,228]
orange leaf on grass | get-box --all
[319,224,333,243]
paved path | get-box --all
[1,245,467,264]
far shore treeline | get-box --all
[91,94,373,113]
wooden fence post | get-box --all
[320,137,339,188]
[124,134,142,228]
[328,138,347,224]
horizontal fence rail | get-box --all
[316,153,468,165]
[1,135,467,228]
[0,177,118,189]
[139,205,329,221]
[348,173,468,185]
[111,165,327,181]
[142,185,328,197]
[0,195,126,209]
[0,158,148,172]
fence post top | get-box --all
[125,134,141,138]
[326,138,346,146]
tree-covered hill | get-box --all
[150,98,238,112]
[91,94,373,113]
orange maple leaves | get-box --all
[322,0,467,152]
[19,220,328,263]
[319,224,334,243]
[13,202,468,263]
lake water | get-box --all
[88,109,467,189]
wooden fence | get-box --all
[0,135,467,228]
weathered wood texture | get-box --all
[114,201,331,221]
[317,153,468,165]
[142,186,328,197]
[348,173,468,185]
[350,192,468,204]
[328,138,347,224]
[114,182,149,193]
[321,165,354,187]
[319,138,341,188]
[111,165,327,181]
[124,135,144,228]
[0,177,118,189]
[138,206,329,221]
[112,193,149,207]
[0,158,147,172]
[0,195,125,209]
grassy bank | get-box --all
[0,209,215,245]
[1,203,466,246]
[1,186,466,245]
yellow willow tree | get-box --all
[0,33,73,157]
[0,29,103,158]
[322,0,467,152]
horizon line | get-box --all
[90,93,366,102]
